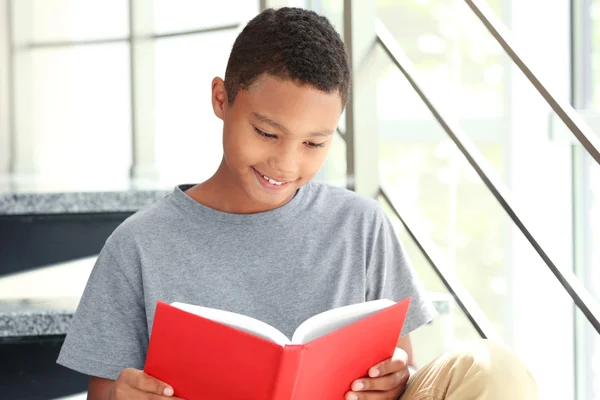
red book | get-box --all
[144,298,411,400]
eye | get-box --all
[304,141,326,149]
[254,126,277,139]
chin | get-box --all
[244,182,294,206]
[253,190,293,207]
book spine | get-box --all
[269,344,305,400]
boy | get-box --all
[58,7,538,400]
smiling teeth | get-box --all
[262,174,284,185]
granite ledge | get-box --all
[0,312,74,338]
[0,297,78,338]
[0,294,452,339]
[0,190,170,215]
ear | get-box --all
[211,77,227,120]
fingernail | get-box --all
[352,381,364,391]
[369,368,380,377]
[164,387,174,396]
[347,394,358,400]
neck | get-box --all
[186,158,295,214]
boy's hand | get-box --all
[345,348,410,400]
[108,368,184,400]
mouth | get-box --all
[252,167,295,189]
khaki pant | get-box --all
[401,340,539,400]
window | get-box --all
[312,1,586,398]
[3,0,257,189]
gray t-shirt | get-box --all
[57,182,436,379]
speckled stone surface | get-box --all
[0,297,79,338]
[0,295,452,339]
[0,190,170,215]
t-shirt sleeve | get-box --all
[366,211,437,336]
[57,243,148,379]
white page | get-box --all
[171,302,290,346]
[291,299,396,344]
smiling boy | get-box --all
[58,7,538,400]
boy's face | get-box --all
[211,74,343,209]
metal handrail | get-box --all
[335,125,498,339]
[375,19,600,334]
[464,0,600,166]
[380,188,500,340]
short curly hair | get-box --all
[224,7,351,107]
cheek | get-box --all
[222,125,247,167]
[299,149,330,177]
[223,128,265,168]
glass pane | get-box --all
[22,43,131,189]
[153,0,258,35]
[376,0,579,277]
[374,35,509,341]
[380,197,482,367]
[25,0,129,43]
[377,0,506,121]
[154,30,238,186]
[379,119,576,400]
[375,33,575,398]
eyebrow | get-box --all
[252,112,334,137]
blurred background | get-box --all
[0,0,599,399]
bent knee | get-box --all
[445,340,539,399]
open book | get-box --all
[144,298,411,400]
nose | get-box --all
[267,141,298,177]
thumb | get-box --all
[122,368,175,396]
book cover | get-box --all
[144,298,411,399]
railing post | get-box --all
[9,0,34,177]
[129,0,159,181]
[343,0,379,197]
[571,0,597,398]
[0,0,11,179]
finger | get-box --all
[344,389,393,400]
[369,350,408,377]
[351,370,409,392]
[113,383,185,400]
[147,395,185,400]
[120,368,176,397]
[144,394,185,400]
